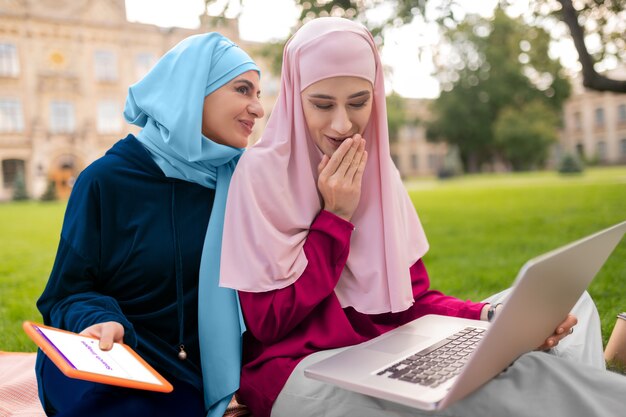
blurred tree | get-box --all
[206,0,625,93]
[558,152,585,174]
[12,171,29,201]
[40,180,58,201]
[427,8,569,171]
[386,91,409,142]
[538,0,626,92]
[253,41,285,76]
[493,100,559,171]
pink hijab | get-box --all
[220,17,429,314]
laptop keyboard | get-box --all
[376,327,486,388]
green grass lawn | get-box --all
[408,166,626,347]
[1,167,625,354]
[1,200,65,351]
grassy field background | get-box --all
[1,167,625,353]
[408,166,626,348]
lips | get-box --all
[325,135,350,146]
[239,119,254,135]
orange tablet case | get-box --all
[23,321,173,393]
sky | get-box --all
[124,0,580,99]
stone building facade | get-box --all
[0,0,277,200]
[559,72,626,165]
[3,0,540,201]
[389,98,448,178]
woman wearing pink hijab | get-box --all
[220,17,623,417]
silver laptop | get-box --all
[305,220,626,411]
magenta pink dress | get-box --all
[238,211,485,417]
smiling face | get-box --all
[301,76,373,157]
[201,70,264,148]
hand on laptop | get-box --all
[537,314,577,351]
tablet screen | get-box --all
[24,321,172,392]
[35,325,162,384]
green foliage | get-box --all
[438,146,464,179]
[493,101,559,171]
[208,0,624,92]
[253,41,286,76]
[607,359,626,375]
[527,0,626,69]
[279,0,624,78]
[558,153,585,174]
[12,171,29,201]
[406,166,626,347]
[427,9,570,171]
[2,169,626,351]
[0,201,65,351]
[40,180,58,202]
[386,91,408,142]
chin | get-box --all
[238,137,250,148]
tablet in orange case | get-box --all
[23,321,173,393]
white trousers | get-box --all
[272,292,619,417]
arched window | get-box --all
[2,159,25,188]
[594,107,604,127]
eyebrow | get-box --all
[308,90,371,100]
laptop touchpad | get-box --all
[366,333,429,354]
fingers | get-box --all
[99,323,118,351]
[79,322,125,351]
[537,314,578,351]
[320,135,365,180]
[335,135,362,178]
[320,138,353,178]
[317,154,329,176]
[344,137,366,181]
[316,135,367,222]
[554,314,577,337]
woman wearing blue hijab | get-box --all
[35,33,263,417]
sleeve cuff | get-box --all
[312,210,355,239]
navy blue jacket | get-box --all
[36,135,215,397]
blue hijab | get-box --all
[123,33,259,417]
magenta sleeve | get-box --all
[238,210,354,344]
[406,259,486,320]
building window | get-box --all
[411,154,418,170]
[94,50,118,82]
[618,104,626,124]
[575,143,584,158]
[0,99,24,132]
[97,100,121,134]
[2,159,25,188]
[573,111,582,130]
[594,107,604,127]
[620,138,626,158]
[406,125,418,141]
[134,52,157,81]
[0,43,19,77]
[49,101,75,134]
[596,140,607,162]
[428,154,438,170]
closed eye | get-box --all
[313,103,333,110]
[350,100,369,108]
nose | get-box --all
[330,106,352,135]
[248,98,265,119]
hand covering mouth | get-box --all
[326,135,351,144]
